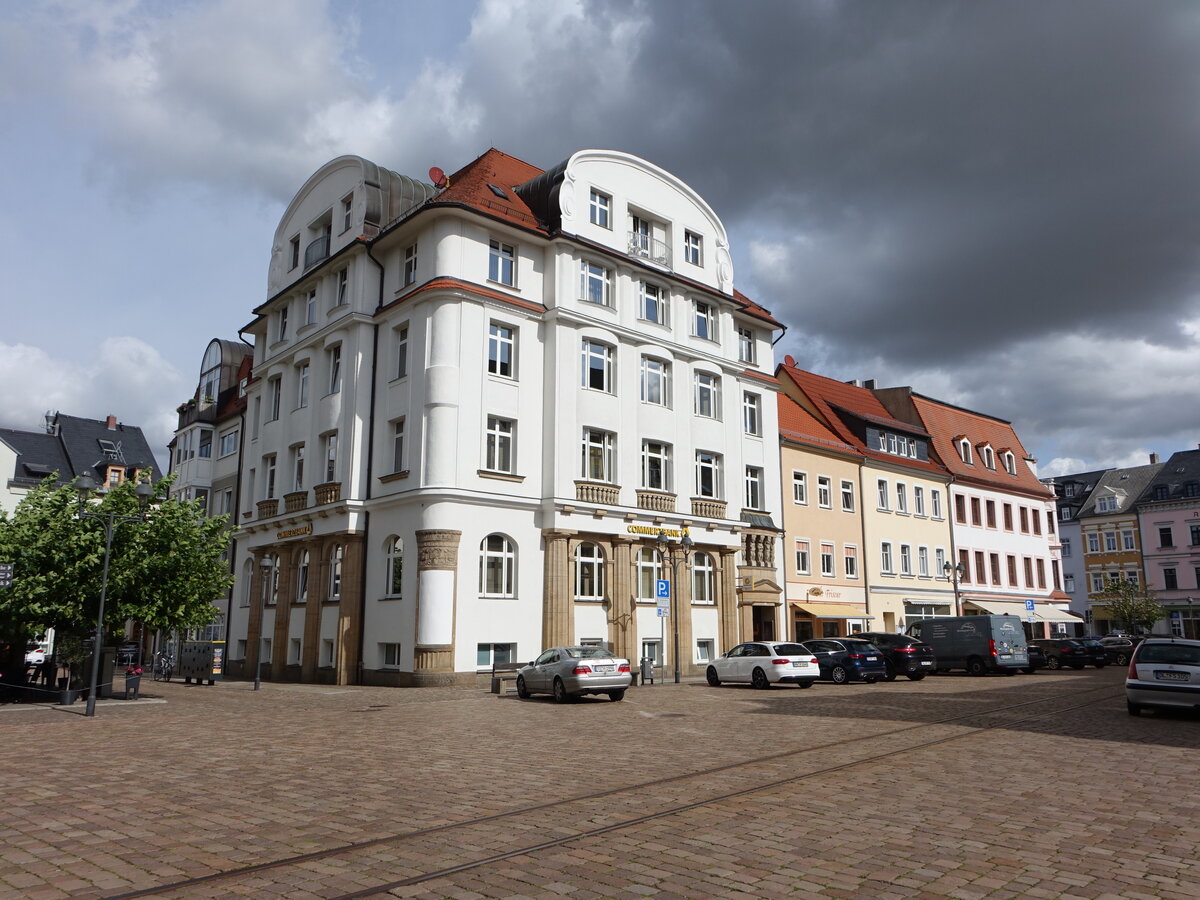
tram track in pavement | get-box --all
[103,682,1125,899]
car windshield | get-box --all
[1138,644,1200,665]
[770,643,810,656]
[568,647,615,659]
[847,642,880,652]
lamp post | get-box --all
[656,529,693,684]
[255,554,274,690]
[943,560,965,616]
[75,473,154,717]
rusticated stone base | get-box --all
[413,645,454,675]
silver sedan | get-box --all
[516,646,633,702]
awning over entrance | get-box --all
[962,598,1084,624]
[791,601,870,619]
[1037,607,1084,624]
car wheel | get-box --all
[552,678,571,704]
[1046,656,1061,670]
[751,667,771,689]
[1127,700,1143,716]
[966,657,987,676]
[883,661,897,682]
[907,672,926,681]
[796,679,814,689]
[830,665,849,684]
[706,666,721,687]
[1115,652,1130,665]
[515,675,530,699]
[608,689,625,702]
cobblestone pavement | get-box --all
[2,666,1198,899]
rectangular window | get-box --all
[336,269,348,306]
[931,489,942,519]
[264,454,277,500]
[488,239,515,286]
[381,643,401,668]
[1105,532,1117,551]
[1064,574,1075,592]
[1126,570,1140,587]
[1087,533,1100,553]
[736,326,755,364]
[327,345,342,393]
[581,340,614,392]
[1019,507,1030,533]
[841,480,855,512]
[820,542,835,577]
[817,476,832,509]
[487,322,514,378]
[795,539,810,575]
[990,553,1001,585]
[268,377,282,421]
[1191,524,1200,546]
[1003,503,1014,531]
[1061,537,1072,558]
[1036,559,1046,590]
[1090,573,1105,592]
[696,639,715,663]
[881,542,894,574]
[970,497,981,526]
[641,440,672,491]
[693,300,716,340]
[476,643,516,667]
[589,190,611,228]
[580,260,612,306]
[793,471,808,504]
[296,363,310,409]
[292,444,305,492]
[403,243,418,286]
[289,236,299,270]
[914,486,925,516]
[1023,557,1034,589]
[918,546,930,577]
[1123,529,1136,550]
[392,419,405,473]
[394,325,409,379]
[485,417,514,473]
[342,194,353,232]
[959,549,971,583]
[640,356,670,406]
[844,545,858,578]
[955,494,966,523]
[277,306,288,342]
[745,466,764,510]
[985,500,996,528]
[305,289,317,325]
[900,544,912,576]
[639,282,666,324]
[878,479,890,510]
[684,230,702,266]
[696,451,722,498]
[897,483,908,514]
[289,639,302,666]
[742,393,761,436]
[582,429,616,482]
[1032,511,1042,535]
[198,430,212,459]
[694,371,720,418]
[935,548,946,575]
[1159,526,1174,548]
[323,432,337,482]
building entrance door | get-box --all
[751,606,776,641]
[794,618,813,642]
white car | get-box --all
[25,644,46,666]
[1126,638,1200,716]
[706,641,819,689]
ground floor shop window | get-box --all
[822,621,840,637]
[477,642,515,668]
[696,639,714,662]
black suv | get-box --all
[1030,638,1094,670]
[855,632,937,681]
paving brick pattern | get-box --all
[2,667,1198,898]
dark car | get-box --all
[1073,638,1108,668]
[801,638,888,684]
[1023,642,1047,674]
[855,632,936,681]
[1030,638,1093,670]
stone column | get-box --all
[271,545,296,680]
[674,551,695,679]
[609,536,636,663]
[247,551,271,679]
[413,529,461,681]
[336,535,364,685]
[542,531,573,650]
[301,538,330,682]
[719,548,740,651]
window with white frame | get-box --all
[980,445,995,469]
[327,345,341,393]
[918,546,929,577]
[641,440,672,491]
[477,643,516,667]
[820,542,835,576]
[488,239,515,286]
[896,483,908,514]
[793,471,808,504]
[304,289,317,326]
[696,639,715,662]
[218,428,239,458]
[684,230,703,266]
[1087,533,1100,553]
[840,480,855,512]
[877,478,889,510]
[696,451,722,498]
[329,545,343,601]
[900,544,912,575]
[1090,573,1105,592]
[295,551,309,603]
[1122,529,1135,550]
[1105,532,1118,551]
[636,548,662,599]
[935,547,946,575]
[581,428,616,482]
[394,324,409,378]
[392,418,405,473]
[264,454,277,499]
[1063,573,1075,592]
[1003,451,1016,475]
[742,392,761,435]
[268,377,282,421]
[276,305,289,342]
[736,326,755,364]
[795,539,811,574]
[745,466,764,509]
[385,536,403,596]
[640,356,670,406]
[485,416,514,473]
[574,542,605,600]
[639,282,667,325]
[488,322,515,378]
[1096,495,1117,512]
[589,189,611,228]
[296,363,310,409]
[913,485,925,516]
[403,243,418,286]
[694,371,720,418]
[322,432,337,482]
[480,534,515,597]
[958,439,972,464]
[693,300,716,340]
[580,260,612,306]
[289,236,299,270]
[381,643,402,668]
[931,489,942,519]
[335,269,348,306]
[341,193,353,232]
[844,545,858,578]
[817,476,832,509]
[291,444,305,492]
[581,339,614,392]
[881,542,894,574]
[692,552,715,604]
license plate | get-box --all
[999,654,1012,659]
[595,665,614,673]
[791,660,808,667]
[920,660,932,666]
[1156,671,1189,682]
[866,656,877,662]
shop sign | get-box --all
[627,525,689,538]
[277,523,313,540]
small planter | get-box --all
[124,671,143,700]
[59,689,77,706]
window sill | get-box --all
[379,471,410,483]
[378,595,404,602]
[478,470,525,483]
[486,278,517,291]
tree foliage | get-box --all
[0,475,233,646]
[1097,577,1165,634]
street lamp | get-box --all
[255,554,274,690]
[75,473,155,717]
[943,560,965,616]
[656,530,694,684]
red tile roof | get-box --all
[777,394,858,455]
[434,148,547,233]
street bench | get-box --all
[490,661,524,694]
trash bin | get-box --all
[640,657,655,685]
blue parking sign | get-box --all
[656,579,670,599]
[1024,599,1036,611]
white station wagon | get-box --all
[706,641,820,689]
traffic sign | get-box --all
[1024,599,1036,611]
[657,607,669,617]
[656,579,670,599]
[0,563,12,588]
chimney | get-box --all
[1150,453,1159,464]
[864,379,877,390]
[106,415,117,430]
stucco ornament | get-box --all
[716,244,734,292]
[268,244,283,287]
[559,168,577,222]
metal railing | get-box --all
[627,231,671,267]
[304,234,330,269]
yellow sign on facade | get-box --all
[277,523,313,540]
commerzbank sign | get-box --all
[626,525,690,538]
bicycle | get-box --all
[152,653,174,682]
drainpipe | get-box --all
[945,474,960,616]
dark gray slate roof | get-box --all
[1135,448,1200,506]
[1076,463,1165,518]
[2,413,158,490]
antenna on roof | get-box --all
[428,167,448,189]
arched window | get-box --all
[636,547,662,600]
[692,551,715,605]
[200,340,222,402]
[574,542,605,600]
[480,534,515,597]
[296,550,309,603]
[385,536,403,597]
[329,545,343,601]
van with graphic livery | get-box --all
[907,615,1029,675]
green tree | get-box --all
[1097,577,1164,634]
[0,474,233,683]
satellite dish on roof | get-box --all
[429,166,448,187]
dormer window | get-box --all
[1064,482,1075,497]
[628,213,669,266]
[1002,452,1016,476]
[1152,484,1169,501]
[1096,495,1118,512]
[958,438,973,465]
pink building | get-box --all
[1136,449,1200,638]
